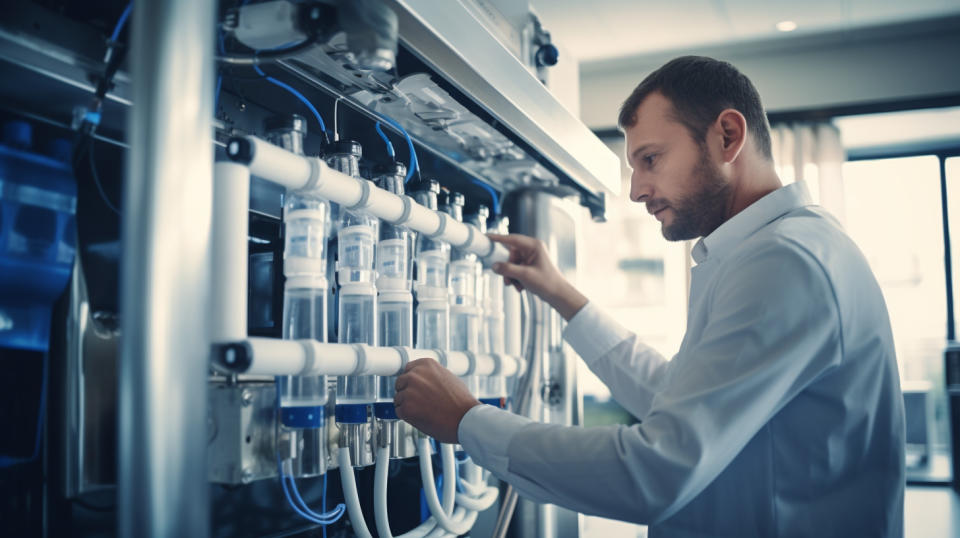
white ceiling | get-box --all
[529,0,960,64]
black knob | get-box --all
[536,44,559,67]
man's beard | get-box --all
[661,152,730,241]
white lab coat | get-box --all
[459,181,905,537]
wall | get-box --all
[579,16,960,128]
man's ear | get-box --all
[715,109,747,164]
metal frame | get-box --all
[116,1,215,536]
[386,0,620,197]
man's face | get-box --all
[624,93,730,241]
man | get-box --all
[394,56,905,537]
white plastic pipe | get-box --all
[226,136,313,190]
[220,338,522,378]
[339,447,373,538]
[210,162,249,343]
[226,135,509,264]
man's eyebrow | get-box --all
[629,143,659,162]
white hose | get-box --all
[418,438,477,535]
[457,472,487,497]
[440,444,456,515]
[339,447,373,538]
[455,487,499,511]
[454,460,498,510]
[374,447,439,538]
[424,507,477,538]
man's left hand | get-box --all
[394,358,481,443]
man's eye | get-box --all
[643,154,657,167]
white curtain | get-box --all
[770,122,847,225]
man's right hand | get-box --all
[488,233,589,321]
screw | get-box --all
[240,468,253,484]
[241,390,254,406]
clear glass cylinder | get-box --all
[482,313,506,400]
[281,189,330,414]
[337,220,377,284]
[284,192,329,277]
[415,248,450,294]
[337,290,378,404]
[280,286,329,408]
[449,259,477,306]
[377,235,413,291]
[416,301,449,351]
[450,307,481,352]
[283,285,328,340]
[378,296,413,401]
[451,306,481,396]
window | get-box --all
[843,154,951,481]
[577,139,689,406]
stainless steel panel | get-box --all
[207,382,278,484]
[63,258,120,497]
[508,188,582,538]
[388,0,620,197]
[117,0,215,536]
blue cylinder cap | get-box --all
[336,403,369,424]
[281,405,325,428]
[373,402,399,420]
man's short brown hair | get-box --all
[618,56,773,161]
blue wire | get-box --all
[277,451,345,525]
[471,178,501,215]
[215,32,225,112]
[215,75,223,112]
[287,473,345,523]
[253,64,328,135]
[287,475,345,524]
[274,384,344,525]
[323,472,329,538]
[110,3,132,42]
[375,122,396,159]
[282,474,343,525]
[377,114,419,183]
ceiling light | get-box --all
[776,20,798,32]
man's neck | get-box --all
[724,162,782,222]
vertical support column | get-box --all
[117,0,215,536]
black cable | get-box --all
[87,141,121,215]
[217,36,319,65]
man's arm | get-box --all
[563,301,671,419]
[491,233,671,418]
[402,239,843,523]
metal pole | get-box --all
[117,0,215,535]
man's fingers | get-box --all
[492,261,533,283]
[487,233,539,250]
[405,358,432,372]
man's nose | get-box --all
[629,171,652,203]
